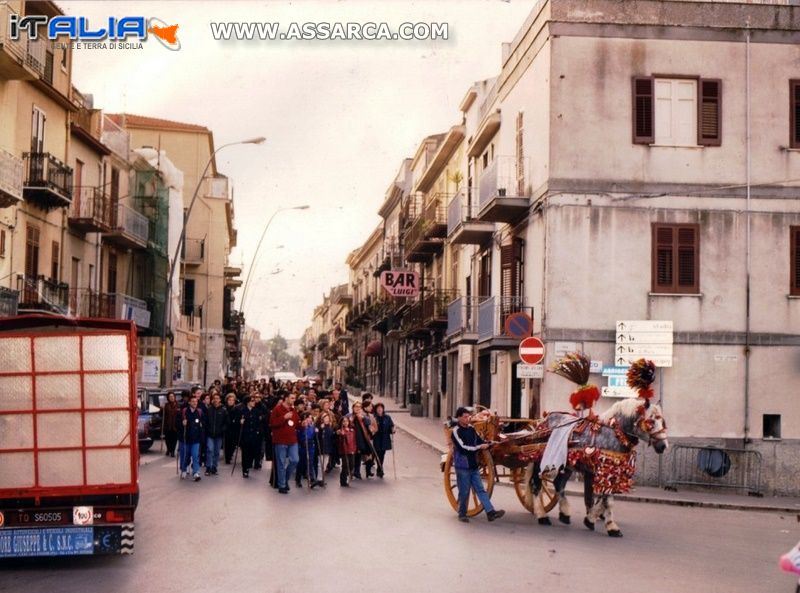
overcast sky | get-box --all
[65,0,537,340]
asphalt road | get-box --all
[1,432,797,593]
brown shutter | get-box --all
[677,226,698,291]
[653,225,674,292]
[633,77,654,144]
[791,81,800,149]
[699,79,721,146]
[500,243,514,300]
[792,226,800,295]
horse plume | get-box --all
[626,358,656,400]
[550,352,600,412]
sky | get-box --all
[64,0,538,340]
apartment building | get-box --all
[107,114,243,384]
[310,0,800,494]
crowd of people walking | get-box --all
[159,378,396,494]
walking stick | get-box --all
[231,417,244,476]
[314,429,325,488]
[390,432,397,480]
[356,415,383,475]
[304,430,312,491]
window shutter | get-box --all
[653,225,674,291]
[500,243,514,300]
[699,79,721,146]
[677,227,697,291]
[633,77,654,144]
[791,81,800,149]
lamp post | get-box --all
[238,205,309,316]
[160,136,265,387]
[236,205,309,378]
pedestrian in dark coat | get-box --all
[162,392,180,457]
[373,403,395,478]
[223,393,239,464]
[239,396,265,478]
[337,416,356,487]
[350,401,375,479]
[178,390,205,481]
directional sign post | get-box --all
[615,320,673,367]
[519,337,545,365]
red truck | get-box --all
[0,315,139,558]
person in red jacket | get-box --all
[337,416,357,487]
[269,392,300,494]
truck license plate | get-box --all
[0,527,94,557]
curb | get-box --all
[392,421,797,515]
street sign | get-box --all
[516,364,544,379]
[615,344,673,357]
[141,356,160,384]
[554,341,578,356]
[504,312,533,339]
[615,319,673,367]
[615,332,673,344]
[380,270,419,297]
[519,337,545,365]
[602,386,638,398]
[616,320,673,333]
[602,365,629,377]
[615,355,673,367]
[589,360,603,374]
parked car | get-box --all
[138,386,193,445]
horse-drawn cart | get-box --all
[442,406,558,517]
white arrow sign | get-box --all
[616,320,673,333]
[616,332,673,344]
[602,386,639,398]
[615,344,673,356]
[615,354,673,368]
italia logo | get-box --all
[9,15,181,51]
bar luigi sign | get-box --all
[380,270,419,297]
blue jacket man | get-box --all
[450,407,505,523]
[179,391,205,481]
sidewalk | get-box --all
[365,394,800,515]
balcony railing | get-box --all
[68,187,113,232]
[0,148,23,207]
[73,107,103,140]
[179,306,202,333]
[447,189,494,245]
[0,286,19,317]
[404,195,448,262]
[69,289,116,318]
[447,296,481,338]
[182,238,204,265]
[477,156,530,223]
[17,275,69,313]
[422,288,458,327]
[102,115,130,160]
[23,152,73,208]
[107,203,149,248]
[26,36,46,77]
[478,295,526,342]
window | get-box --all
[790,81,800,149]
[791,226,800,296]
[763,414,781,439]
[25,225,40,278]
[51,241,59,282]
[652,224,699,294]
[516,111,525,196]
[183,278,195,316]
[0,230,5,258]
[31,106,46,153]
[108,252,117,293]
[633,77,721,146]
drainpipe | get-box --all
[743,23,752,445]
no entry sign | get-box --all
[519,336,545,365]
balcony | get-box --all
[404,194,447,263]
[422,288,457,329]
[105,204,149,249]
[182,238,204,266]
[446,296,480,345]
[17,275,69,313]
[0,4,40,80]
[477,296,531,349]
[224,265,242,289]
[447,189,493,245]
[400,300,429,340]
[67,290,150,328]
[224,310,244,335]
[317,333,330,349]
[179,306,202,334]
[0,148,23,208]
[334,288,353,306]
[477,156,530,224]
[68,187,113,233]
[0,286,18,317]
[102,115,130,160]
[23,152,73,210]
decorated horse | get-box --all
[519,355,669,537]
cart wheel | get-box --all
[511,463,558,514]
[443,449,496,517]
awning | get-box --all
[365,340,382,357]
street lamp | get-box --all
[160,136,265,387]
[238,205,310,316]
